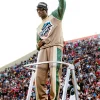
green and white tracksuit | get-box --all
[35,0,66,100]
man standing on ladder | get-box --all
[36,0,66,99]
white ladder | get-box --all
[24,61,79,100]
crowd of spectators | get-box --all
[0,35,100,100]
[62,36,100,100]
[0,54,37,100]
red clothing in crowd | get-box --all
[96,58,100,65]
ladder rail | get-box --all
[24,61,79,100]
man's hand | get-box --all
[37,40,45,48]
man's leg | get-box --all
[47,46,62,100]
[35,49,49,100]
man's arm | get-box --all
[36,34,45,50]
[51,0,66,20]
[36,34,42,50]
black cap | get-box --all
[37,2,48,10]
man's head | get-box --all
[37,2,48,19]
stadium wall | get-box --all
[64,34,99,44]
[0,50,38,71]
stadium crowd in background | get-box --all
[62,36,100,100]
[0,36,100,100]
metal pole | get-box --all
[72,69,79,100]
[26,71,35,100]
[62,67,70,100]
[24,61,73,69]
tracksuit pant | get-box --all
[35,46,63,100]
